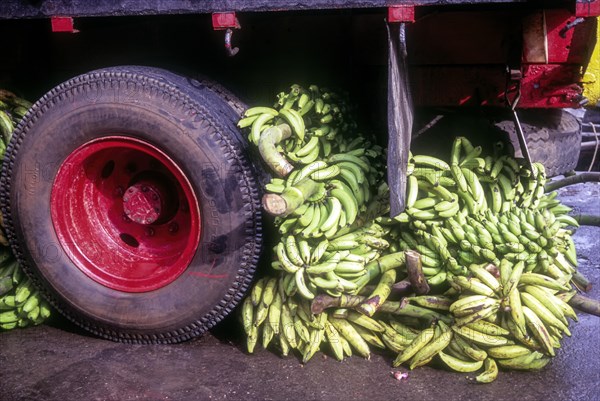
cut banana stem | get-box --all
[405,250,430,295]
[571,270,592,293]
[311,293,361,314]
[544,172,600,192]
[573,214,600,227]
[262,177,322,216]
[257,124,294,177]
[357,268,397,317]
[568,293,600,317]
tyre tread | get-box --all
[494,109,581,177]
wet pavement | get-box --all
[1,180,599,401]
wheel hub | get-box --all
[123,182,163,225]
[50,136,201,293]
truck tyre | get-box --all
[189,74,247,118]
[0,66,263,344]
[494,109,581,177]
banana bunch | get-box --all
[239,84,383,242]
[0,89,48,331]
[238,84,394,300]
[387,266,574,380]
[394,136,580,287]
[238,84,587,382]
[239,84,357,147]
[241,275,419,362]
[370,260,575,381]
[448,262,576,357]
[272,221,393,300]
[397,136,552,221]
[385,136,584,378]
[267,149,378,238]
[0,247,51,330]
[0,89,31,157]
[396,205,578,284]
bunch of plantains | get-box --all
[238,84,587,383]
[0,89,52,330]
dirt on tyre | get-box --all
[494,109,581,177]
[0,66,263,343]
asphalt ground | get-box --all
[0,180,599,401]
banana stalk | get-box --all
[568,293,600,317]
[262,177,322,217]
[544,172,600,192]
[405,250,430,295]
[257,124,294,177]
[357,268,396,317]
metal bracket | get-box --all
[559,17,585,38]
[50,16,78,33]
[224,28,239,57]
[388,5,416,23]
[504,67,533,168]
[212,12,241,57]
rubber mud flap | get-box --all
[387,22,413,217]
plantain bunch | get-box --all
[0,89,52,331]
[239,85,587,383]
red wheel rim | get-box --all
[51,136,201,293]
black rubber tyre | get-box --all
[0,66,263,344]
[494,109,581,177]
[189,74,247,118]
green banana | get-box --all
[409,322,453,369]
[452,333,488,361]
[295,269,315,300]
[496,351,551,371]
[451,325,512,347]
[244,106,279,117]
[392,327,435,367]
[475,358,499,383]
[411,155,450,171]
[438,350,484,372]
[522,306,555,356]
[487,344,532,359]
[325,321,345,361]
[329,317,371,359]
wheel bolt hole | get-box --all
[119,233,139,248]
[101,160,115,179]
